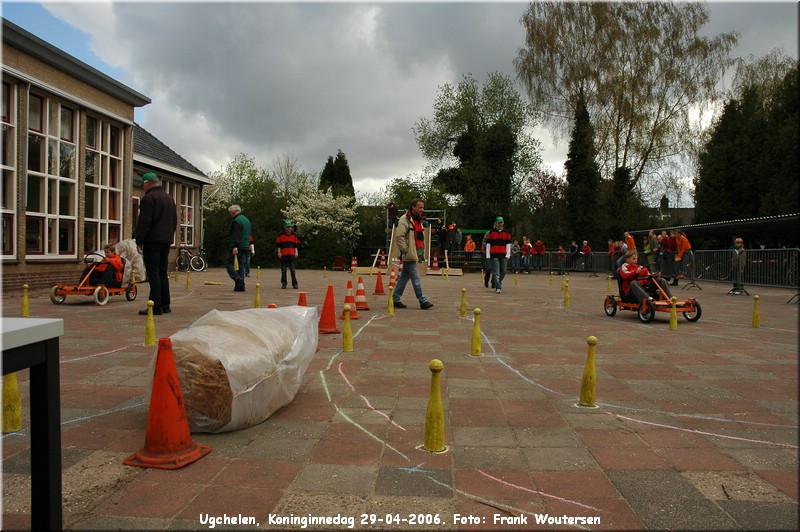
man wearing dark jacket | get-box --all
[135,172,177,315]
[227,204,252,292]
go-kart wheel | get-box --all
[125,283,138,301]
[683,301,702,322]
[604,296,617,316]
[93,285,110,305]
[50,285,66,305]
[637,300,655,323]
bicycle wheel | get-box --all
[190,254,206,272]
[176,253,190,272]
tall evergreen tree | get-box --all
[563,89,601,244]
[318,149,355,197]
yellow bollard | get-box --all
[422,359,446,452]
[459,288,467,318]
[752,295,760,328]
[2,373,22,433]
[480,268,484,284]
[234,255,239,272]
[352,268,357,280]
[204,281,222,285]
[387,286,395,316]
[342,305,353,352]
[578,336,598,407]
[607,275,612,291]
[144,300,156,347]
[21,284,30,317]
[445,268,449,281]
[174,269,179,283]
[257,266,261,280]
[669,296,678,330]
[515,271,519,287]
[470,308,482,357]
[560,274,565,291]
[254,283,261,308]
[549,271,554,286]
[185,269,191,290]
[563,281,570,308]
[323,267,327,279]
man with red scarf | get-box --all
[485,216,512,293]
[392,198,434,309]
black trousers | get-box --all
[142,243,171,311]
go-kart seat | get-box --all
[617,275,638,303]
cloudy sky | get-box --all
[3,1,798,201]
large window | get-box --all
[25,94,77,256]
[179,185,196,246]
[84,115,122,251]
[2,81,16,257]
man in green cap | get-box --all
[485,216,512,294]
[135,172,178,315]
[276,219,300,289]
[227,204,252,291]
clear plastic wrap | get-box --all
[158,306,319,433]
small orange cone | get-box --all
[319,285,341,334]
[389,267,397,289]
[431,253,439,270]
[267,303,278,308]
[340,280,361,319]
[373,270,386,295]
[351,256,358,271]
[380,253,387,269]
[355,276,370,310]
[124,338,212,470]
[297,291,308,306]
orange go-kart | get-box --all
[50,252,138,306]
[604,274,701,323]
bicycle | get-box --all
[176,245,207,272]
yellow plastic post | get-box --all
[752,295,760,328]
[459,288,467,318]
[352,268,357,280]
[669,296,678,330]
[342,305,353,352]
[257,266,261,280]
[234,255,239,272]
[515,271,519,287]
[607,275,612,291]
[131,271,136,287]
[21,284,30,317]
[323,267,327,279]
[174,269,179,283]
[185,269,191,290]
[563,281,570,308]
[144,300,156,347]
[254,283,261,308]
[423,359,446,452]
[578,336,598,407]
[470,308,482,357]
[204,281,222,285]
[387,286,395,316]
[2,373,22,433]
[549,271,554,285]
[560,274,565,291]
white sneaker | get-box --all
[496,288,501,294]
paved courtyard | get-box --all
[2,267,798,530]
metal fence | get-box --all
[407,248,799,289]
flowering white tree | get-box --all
[283,189,361,255]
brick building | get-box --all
[2,18,210,291]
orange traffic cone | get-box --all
[431,253,439,270]
[373,270,386,295]
[355,276,370,310]
[350,256,358,271]
[319,285,340,334]
[297,291,308,306]
[267,303,278,308]
[340,280,361,319]
[380,253,387,269]
[389,267,397,289]
[124,338,212,470]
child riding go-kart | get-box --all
[50,247,137,306]
[604,251,701,323]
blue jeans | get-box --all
[394,260,428,305]
[490,257,507,290]
[280,259,298,288]
[510,255,520,272]
[225,248,250,282]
